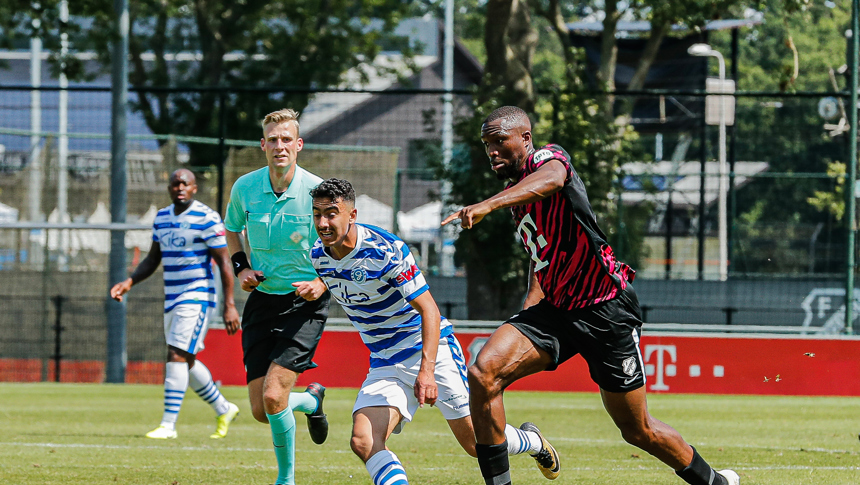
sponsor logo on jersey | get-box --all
[351,267,368,284]
[395,264,419,285]
[533,149,553,163]
[160,231,187,248]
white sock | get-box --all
[505,424,542,455]
[161,362,188,429]
[188,361,231,415]
[366,449,409,485]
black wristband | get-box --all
[231,251,251,277]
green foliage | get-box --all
[3,1,415,166]
[808,161,846,221]
[431,92,530,319]
[706,2,849,274]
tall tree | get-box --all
[3,1,414,165]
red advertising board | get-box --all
[198,328,860,396]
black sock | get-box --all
[675,447,727,485]
[476,442,511,485]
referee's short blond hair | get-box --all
[261,108,300,136]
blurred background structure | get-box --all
[0,1,857,382]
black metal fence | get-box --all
[0,85,853,381]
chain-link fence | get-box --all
[0,86,854,382]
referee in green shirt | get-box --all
[225,108,331,485]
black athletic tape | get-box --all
[476,443,511,485]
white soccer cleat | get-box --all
[717,469,740,485]
[145,425,178,439]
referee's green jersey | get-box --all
[225,166,323,294]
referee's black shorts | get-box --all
[507,284,645,393]
[240,289,330,383]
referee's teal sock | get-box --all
[267,407,297,485]
[288,390,319,414]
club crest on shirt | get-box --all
[622,356,637,376]
[179,221,191,230]
[351,267,368,284]
[533,149,553,163]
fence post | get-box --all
[52,295,64,383]
[722,306,737,327]
[217,91,227,215]
[393,169,402,235]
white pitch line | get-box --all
[4,440,856,460]
[0,442,352,454]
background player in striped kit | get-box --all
[442,106,738,485]
[110,169,241,439]
[297,178,560,485]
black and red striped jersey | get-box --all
[506,143,634,310]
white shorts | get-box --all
[353,334,471,433]
[163,303,213,354]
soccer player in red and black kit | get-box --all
[442,106,739,485]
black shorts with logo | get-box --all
[241,289,330,383]
[507,284,644,393]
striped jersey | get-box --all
[310,224,453,368]
[152,200,227,312]
[507,143,635,311]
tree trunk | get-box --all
[484,0,537,111]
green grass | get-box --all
[0,383,857,484]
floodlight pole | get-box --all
[28,11,42,223]
[846,0,859,335]
[107,0,129,383]
[57,0,69,269]
[689,43,729,281]
[714,50,728,281]
[440,0,456,276]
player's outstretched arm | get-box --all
[292,278,328,301]
[110,240,162,302]
[210,246,241,335]
[441,160,567,229]
[409,291,441,408]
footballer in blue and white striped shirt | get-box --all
[297,178,556,485]
[111,169,241,440]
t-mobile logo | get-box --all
[644,344,677,391]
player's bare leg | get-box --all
[601,387,692,468]
[468,323,554,484]
[352,406,410,485]
[601,387,737,485]
[251,363,299,485]
[447,415,478,457]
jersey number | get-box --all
[517,214,549,271]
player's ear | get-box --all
[349,207,357,223]
[521,129,531,146]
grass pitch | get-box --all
[0,383,857,484]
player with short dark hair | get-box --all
[110,169,241,440]
[302,178,561,485]
[442,106,739,485]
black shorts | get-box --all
[241,289,330,383]
[507,285,644,393]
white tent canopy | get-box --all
[0,202,18,223]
